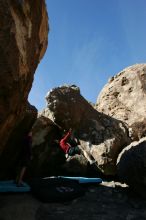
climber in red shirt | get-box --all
[59,128,81,157]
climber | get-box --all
[59,128,96,164]
[59,128,81,157]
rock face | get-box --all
[42,85,83,129]
[29,116,65,177]
[62,155,90,176]
[0,0,48,154]
[41,85,130,175]
[30,115,97,177]
[117,137,146,198]
[96,64,146,141]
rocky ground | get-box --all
[0,181,146,220]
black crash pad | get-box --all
[29,177,85,203]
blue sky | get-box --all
[29,0,146,110]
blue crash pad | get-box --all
[58,176,102,184]
[0,180,31,192]
[44,176,102,184]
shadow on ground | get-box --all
[0,181,146,220]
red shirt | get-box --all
[59,131,71,154]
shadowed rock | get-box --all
[117,137,146,198]
[29,116,65,177]
[0,102,37,179]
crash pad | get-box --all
[30,177,85,203]
[0,180,31,193]
[57,176,102,184]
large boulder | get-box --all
[41,85,130,175]
[30,115,98,177]
[0,0,48,154]
[117,137,146,198]
[96,64,146,141]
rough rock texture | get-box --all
[31,116,100,177]
[96,64,146,141]
[117,137,146,198]
[41,85,130,175]
[0,181,146,220]
[29,116,65,177]
[62,154,92,176]
[0,0,48,154]
[30,115,96,177]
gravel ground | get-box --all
[0,181,146,220]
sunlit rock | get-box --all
[96,64,146,141]
[0,0,48,178]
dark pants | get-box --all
[68,146,81,156]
